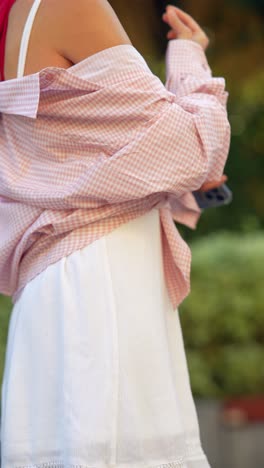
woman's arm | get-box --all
[49,0,132,64]
[5,1,230,210]
[52,1,229,199]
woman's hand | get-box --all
[162,5,209,51]
[199,175,228,192]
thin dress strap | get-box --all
[17,0,42,78]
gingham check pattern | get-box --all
[0,39,231,308]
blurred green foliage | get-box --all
[0,295,12,389]
[179,232,264,397]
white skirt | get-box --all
[1,208,211,468]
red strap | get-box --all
[0,0,17,81]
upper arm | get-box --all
[51,0,132,64]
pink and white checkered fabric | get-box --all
[0,39,231,308]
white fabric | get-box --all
[17,0,42,78]
[1,208,210,468]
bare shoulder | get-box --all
[46,0,132,64]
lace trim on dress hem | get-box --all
[10,457,209,468]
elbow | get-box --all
[192,106,231,182]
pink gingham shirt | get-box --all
[0,39,231,308]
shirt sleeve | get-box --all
[79,39,230,206]
[3,40,230,212]
[163,39,230,229]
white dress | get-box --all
[1,2,211,468]
[1,208,210,468]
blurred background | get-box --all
[0,1,263,467]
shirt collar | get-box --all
[0,44,148,119]
[0,73,40,118]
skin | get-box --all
[162,5,210,50]
[5,0,131,79]
[5,0,226,190]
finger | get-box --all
[165,6,191,35]
[171,7,201,31]
[200,181,221,192]
[200,176,227,192]
[200,175,227,191]
[167,30,177,39]
[162,13,170,24]
[162,15,178,37]
[167,6,201,33]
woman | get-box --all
[0,1,230,467]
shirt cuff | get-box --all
[168,191,202,230]
[165,39,212,94]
